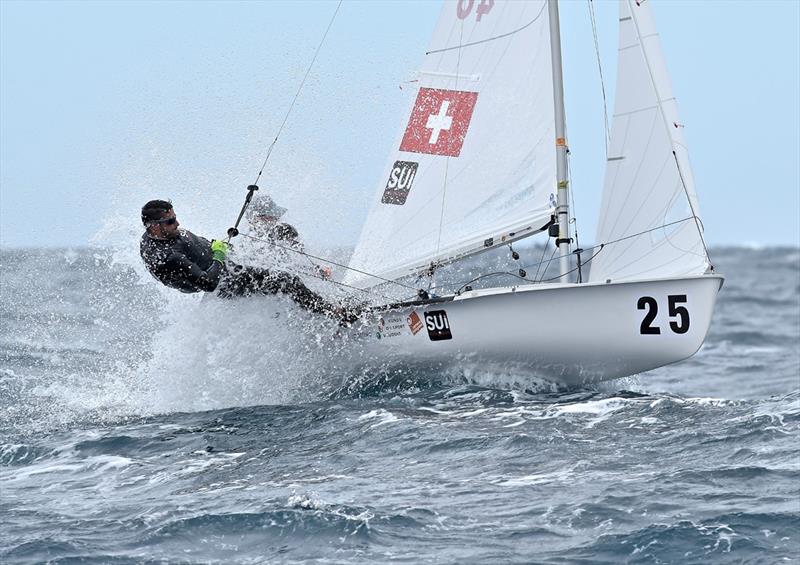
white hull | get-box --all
[344,275,723,386]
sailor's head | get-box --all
[142,199,180,239]
[246,194,287,229]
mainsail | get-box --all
[345,0,556,289]
[588,0,709,283]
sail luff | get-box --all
[625,0,710,264]
[588,0,709,283]
[548,0,572,282]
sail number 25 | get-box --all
[638,295,690,335]
[456,0,494,22]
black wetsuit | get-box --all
[140,230,223,293]
[140,229,332,314]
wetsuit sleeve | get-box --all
[163,251,224,292]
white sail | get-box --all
[588,0,709,283]
[345,0,556,289]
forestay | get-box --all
[345,0,556,289]
[589,0,709,283]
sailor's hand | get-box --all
[210,240,229,263]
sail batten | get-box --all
[345,0,556,290]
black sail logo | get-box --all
[381,161,418,205]
[424,310,452,341]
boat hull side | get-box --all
[346,275,723,385]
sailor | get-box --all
[139,199,347,319]
[244,193,332,279]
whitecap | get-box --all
[357,409,400,428]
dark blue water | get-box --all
[1,246,798,563]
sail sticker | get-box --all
[424,310,452,341]
[456,0,494,22]
[406,310,423,335]
[381,161,418,205]
[399,88,478,157]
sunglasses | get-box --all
[152,217,177,226]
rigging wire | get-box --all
[560,68,582,283]
[537,246,559,283]
[452,245,606,295]
[431,15,466,290]
[532,238,550,282]
[211,2,713,315]
[240,215,699,308]
[566,147,584,281]
[300,269,395,303]
[251,0,343,188]
[625,0,713,267]
[456,216,699,294]
[673,150,713,270]
[588,0,611,158]
[568,215,698,263]
[226,1,343,241]
[238,233,418,294]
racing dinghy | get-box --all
[340,0,723,384]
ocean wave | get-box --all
[572,513,799,564]
[0,443,56,467]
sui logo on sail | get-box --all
[382,161,418,205]
[424,310,452,341]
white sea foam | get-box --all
[493,467,575,487]
[357,409,401,428]
[551,397,630,428]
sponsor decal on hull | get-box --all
[407,310,423,335]
[377,314,407,340]
[424,310,452,341]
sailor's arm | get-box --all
[165,252,224,292]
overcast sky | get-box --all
[1,0,798,250]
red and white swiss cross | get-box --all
[399,88,478,157]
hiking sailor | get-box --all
[244,193,332,279]
[139,199,346,319]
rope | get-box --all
[571,215,697,258]
[235,236,400,303]
[226,1,343,241]
[566,140,582,281]
[292,266,395,302]
[673,151,713,269]
[537,246,604,283]
[626,0,712,268]
[537,246,559,283]
[450,216,699,294]
[453,245,606,295]
[431,16,466,289]
[532,235,550,282]
[587,0,610,158]
[251,0,343,188]
[238,232,418,293]
[236,215,701,310]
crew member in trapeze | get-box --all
[243,192,332,280]
[139,199,354,322]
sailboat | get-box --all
[338,0,723,385]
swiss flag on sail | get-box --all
[399,88,478,157]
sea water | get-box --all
[1,246,798,563]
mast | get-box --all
[548,0,571,281]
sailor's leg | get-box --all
[217,266,361,322]
[264,271,333,315]
[215,264,268,298]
